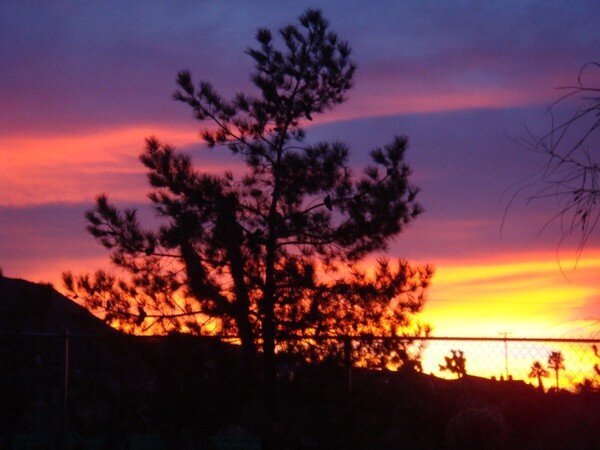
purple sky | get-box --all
[1,1,599,336]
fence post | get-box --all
[63,329,70,439]
[343,335,352,393]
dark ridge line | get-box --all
[2,331,599,343]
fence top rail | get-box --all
[276,335,600,344]
[1,331,600,344]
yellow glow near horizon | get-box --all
[434,256,600,285]
[420,250,600,339]
[19,248,600,340]
[409,250,600,389]
[6,247,600,390]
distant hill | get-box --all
[0,275,237,383]
[0,275,249,446]
[0,276,116,336]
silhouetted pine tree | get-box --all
[64,9,431,389]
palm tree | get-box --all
[547,351,565,391]
[528,360,550,391]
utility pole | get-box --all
[499,332,511,379]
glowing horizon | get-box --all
[6,248,600,339]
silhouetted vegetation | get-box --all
[444,405,509,450]
[517,62,600,251]
[548,351,566,390]
[63,9,431,393]
[528,360,550,392]
[576,377,597,394]
[439,349,467,378]
[3,279,600,448]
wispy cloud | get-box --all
[1,124,242,205]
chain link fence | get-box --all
[2,332,600,446]
[406,337,600,391]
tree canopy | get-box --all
[439,349,467,379]
[63,9,431,376]
[528,360,550,391]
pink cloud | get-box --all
[1,124,243,206]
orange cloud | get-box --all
[0,73,566,208]
[1,124,240,206]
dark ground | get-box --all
[1,277,600,449]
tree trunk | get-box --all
[262,310,276,411]
[261,135,285,412]
[235,315,257,372]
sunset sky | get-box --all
[2,1,600,339]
